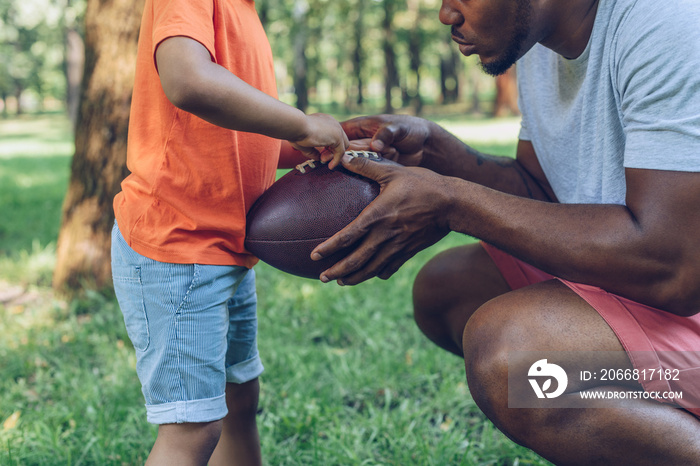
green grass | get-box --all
[0,115,73,286]
[0,114,551,465]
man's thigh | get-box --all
[462,280,700,464]
[463,280,638,393]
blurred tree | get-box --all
[439,39,462,105]
[350,0,366,108]
[382,0,399,113]
[0,0,38,114]
[0,0,84,117]
[291,0,309,112]
[493,66,519,117]
[62,0,86,129]
[53,0,144,293]
[401,0,427,114]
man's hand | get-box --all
[311,152,451,285]
[342,114,434,167]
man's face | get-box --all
[440,0,534,76]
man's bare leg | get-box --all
[413,245,700,464]
[413,243,510,356]
[463,280,700,464]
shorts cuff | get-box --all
[146,394,227,424]
[226,356,264,384]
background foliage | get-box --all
[0,0,505,118]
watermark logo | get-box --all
[509,351,696,409]
[528,359,568,399]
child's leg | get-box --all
[146,421,223,466]
[210,269,265,465]
[111,223,255,465]
[209,379,262,466]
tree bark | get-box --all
[493,66,519,117]
[64,28,85,131]
[408,30,422,115]
[53,0,145,294]
[292,0,309,112]
[351,0,365,108]
[382,0,399,114]
[439,41,461,105]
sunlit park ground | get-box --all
[0,113,552,465]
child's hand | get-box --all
[289,113,349,170]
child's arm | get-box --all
[278,141,309,169]
[155,36,349,168]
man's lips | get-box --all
[456,42,477,55]
[452,36,477,55]
[451,27,477,55]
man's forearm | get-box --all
[422,124,552,202]
[443,178,696,316]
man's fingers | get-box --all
[340,151,401,181]
[348,138,372,151]
[311,221,365,264]
[317,235,385,285]
[319,233,408,285]
[377,256,408,280]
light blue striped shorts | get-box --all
[110,222,264,424]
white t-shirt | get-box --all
[517,0,700,205]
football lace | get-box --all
[295,151,380,174]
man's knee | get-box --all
[462,297,517,414]
[461,291,558,443]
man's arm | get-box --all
[441,166,700,316]
[313,139,700,316]
[341,115,556,201]
[155,36,348,168]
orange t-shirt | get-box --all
[114,0,281,266]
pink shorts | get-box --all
[482,242,700,419]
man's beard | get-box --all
[481,0,532,76]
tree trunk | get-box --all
[382,0,399,114]
[406,0,422,114]
[408,30,422,115]
[493,66,519,117]
[14,83,23,115]
[292,0,309,112]
[53,0,145,294]
[439,42,461,105]
[351,0,365,108]
[64,28,85,131]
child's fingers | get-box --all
[321,142,347,170]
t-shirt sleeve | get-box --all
[152,0,216,66]
[616,2,700,172]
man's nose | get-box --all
[439,0,463,26]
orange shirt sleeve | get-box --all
[152,0,216,64]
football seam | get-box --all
[246,237,332,243]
